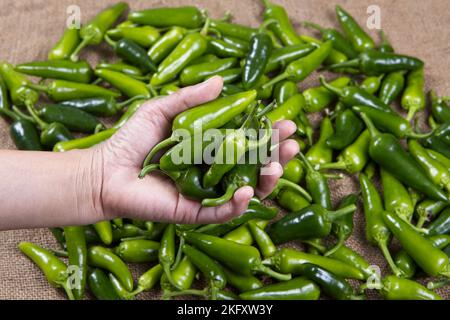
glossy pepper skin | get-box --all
[428,207,450,236]
[261,0,302,46]
[281,157,304,184]
[402,67,425,121]
[262,41,332,89]
[299,34,348,66]
[265,44,315,73]
[207,37,246,58]
[430,90,450,123]
[299,263,362,300]
[426,148,450,170]
[181,231,291,281]
[303,77,350,113]
[240,277,320,300]
[242,24,273,89]
[0,62,39,107]
[210,20,257,42]
[27,79,120,102]
[273,81,298,104]
[18,242,74,300]
[276,189,310,212]
[87,268,120,300]
[151,33,208,86]
[96,61,146,80]
[329,51,423,76]
[377,276,441,300]
[335,5,375,53]
[129,6,204,29]
[148,27,186,64]
[268,204,356,244]
[70,2,128,61]
[107,26,160,48]
[306,117,334,166]
[223,267,262,293]
[87,246,133,292]
[128,264,163,297]
[58,95,141,117]
[326,109,364,150]
[263,248,365,280]
[379,71,406,105]
[267,93,305,123]
[380,169,414,223]
[180,57,237,86]
[360,113,448,202]
[223,220,269,246]
[113,239,159,263]
[10,118,43,151]
[105,36,157,74]
[48,28,80,60]
[95,68,150,98]
[16,60,93,84]
[53,128,115,152]
[93,221,113,245]
[248,220,277,259]
[63,226,87,300]
[382,210,450,277]
[360,75,384,95]
[415,199,448,229]
[37,104,101,133]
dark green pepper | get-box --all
[87,268,120,300]
[326,109,364,150]
[58,95,142,117]
[240,277,320,300]
[428,207,450,236]
[129,6,205,29]
[378,71,406,105]
[430,90,450,123]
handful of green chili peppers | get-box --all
[1,1,449,300]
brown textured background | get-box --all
[0,0,449,300]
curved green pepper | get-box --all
[375,276,441,300]
[59,95,142,117]
[415,199,448,229]
[267,94,305,123]
[107,26,160,48]
[180,57,237,86]
[48,28,80,60]
[380,168,414,222]
[87,268,120,300]
[265,43,315,73]
[210,20,257,42]
[326,109,364,150]
[430,90,450,123]
[129,6,204,29]
[63,226,87,300]
[240,277,320,300]
[223,267,263,293]
[38,104,101,133]
[248,220,276,259]
[96,61,147,80]
[273,81,298,105]
[113,239,159,263]
[379,71,406,105]
[93,221,113,245]
[428,207,450,236]
[402,67,425,121]
[129,264,163,297]
[148,27,187,64]
[305,116,334,166]
[0,62,39,107]
[95,68,150,98]
[302,76,351,113]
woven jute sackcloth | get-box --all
[0,0,449,300]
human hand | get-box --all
[96,76,299,224]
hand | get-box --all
[97,76,299,224]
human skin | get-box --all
[0,76,298,230]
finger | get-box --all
[148,76,224,123]
[255,162,283,199]
[271,120,297,144]
[271,139,300,167]
[191,186,254,224]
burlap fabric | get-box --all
[0,0,449,300]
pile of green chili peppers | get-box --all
[1,1,448,300]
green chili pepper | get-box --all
[87,268,120,300]
[48,28,80,60]
[267,93,305,123]
[9,116,43,151]
[223,267,262,293]
[268,203,355,244]
[214,68,241,84]
[113,239,159,263]
[151,32,208,86]
[96,61,146,80]
[223,220,269,245]
[335,5,375,53]
[142,90,257,166]
[380,169,414,223]
[425,148,450,170]
[273,81,298,104]
[128,264,163,297]
[160,83,180,96]
[0,62,39,107]
[326,109,364,150]
[27,79,119,101]
[180,57,237,86]
[382,210,450,277]
[71,2,128,61]
[53,128,116,152]
[240,277,320,300]
[275,189,310,212]
[242,21,275,89]
[431,122,450,146]
[402,67,425,121]
[263,248,365,280]
[261,0,302,46]
[210,20,257,42]
[329,51,423,76]
[302,77,351,113]
[148,27,186,64]
[262,41,332,89]
[281,158,304,184]
[108,273,133,300]
[430,90,450,123]
[428,207,450,236]
[19,242,74,300]
[63,226,87,300]
[247,220,276,259]
[129,6,204,29]
[359,113,448,202]
[159,224,180,289]
[95,68,150,98]
[87,245,133,292]
[319,76,393,113]
[16,60,94,84]
[408,139,450,195]
[222,36,250,52]
[107,26,160,48]
[93,221,113,245]
[300,263,363,300]
[422,133,450,159]
[265,43,316,73]
[378,71,406,105]
[58,95,142,117]
[207,37,247,59]
[371,276,441,300]
[415,199,448,229]
[305,116,334,166]
[181,231,291,281]
[111,224,150,242]
[104,36,157,73]
[299,35,348,66]
[360,75,384,95]
[359,173,403,276]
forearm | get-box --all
[0,148,104,230]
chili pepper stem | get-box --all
[139,164,160,179]
[94,123,104,134]
[256,100,277,118]
[276,178,312,202]
[327,59,359,70]
[258,19,278,33]
[70,36,93,62]
[104,35,117,48]
[328,204,357,222]
[261,72,289,90]
[359,112,379,137]
[316,161,347,171]
[129,286,145,297]
[116,95,147,110]
[323,172,345,179]
[201,185,236,207]
[25,102,48,130]
[427,279,450,290]
[406,106,418,122]
[171,237,185,271]
[142,137,178,167]
[200,17,211,37]
[416,216,428,229]
[303,21,326,33]
[324,238,344,257]
[378,239,403,277]
[50,249,69,257]
[12,106,35,123]
[58,280,75,300]
[255,264,292,281]
[319,76,342,96]
[303,240,327,253]
[25,82,49,93]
